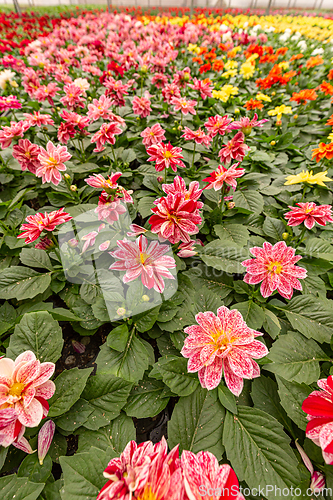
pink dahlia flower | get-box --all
[85,172,133,202]
[162,83,181,103]
[12,139,41,174]
[182,450,245,500]
[141,123,166,147]
[181,127,212,147]
[203,163,245,191]
[91,122,122,152]
[60,83,85,110]
[181,306,268,395]
[109,234,176,293]
[241,241,307,299]
[162,175,203,209]
[147,142,185,172]
[37,141,71,185]
[0,351,55,447]
[0,95,21,112]
[57,122,76,144]
[218,132,250,165]
[302,376,333,465]
[228,113,268,135]
[284,202,333,230]
[188,77,213,99]
[204,114,232,138]
[87,94,113,122]
[149,193,202,244]
[18,208,72,243]
[60,110,90,130]
[132,95,152,118]
[23,111,54,127]
[95,192,127,224]
[171,96,197,115]
[0,120,30,149]
[295,441,325,494]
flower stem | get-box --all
[192,143,197,171]
[164,167,167,184]
[295,227,306,249]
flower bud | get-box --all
[13,436,35,455]
[68,238,79,248]
[157,176,164,183]
[272,91,276,96]
[64,173,71,179]
[142,295,150,302]
[276,120,282,126]
[70,185,77,192]
[282,232,289,240]
[234,108,240,114]
[310,471,325,494]
[38,420,55,465]
[227,202,235,209]
[72,340,86,354]
[141,65,148,74]
[178,125,183,131]
[293,114,298,119]
[117,307,126,316]
[270,140,276,146]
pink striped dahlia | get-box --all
[182,450,245,500]
[109,235,176,293]
[203,163,245,191]
[241,241,307,300]
[18,208,72,243]
[204,114,232,138]
[284,202,333,230]
[85,172,133,202]
[302,376,333,465]
[0,351,55,447]
[37,141,72,185]
[147,142,186,173]
[218,132,250,165]
[12,139,41,174]
[141,123,166,147]
[181,306,268,395]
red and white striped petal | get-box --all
[227,350,253,379]
[319,422,333,454]
[224,358,244,397]
[16,359,40,385]
[15,398,43,427]
[203,358,223,390]
[0,383,9,406]
[38,420,55,465]
[13,435,35,454]
[34,380,56,400]
[14,351,36,366]
[31,363,55,388]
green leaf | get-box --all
[251,376,292,430]
[263,216,285,240]
[106,324,130,352]
[185,264,233,300]
[41,480,63,500]
[218,386,237,414]
[7,311,63,364]
[18,454,52,484]
[265,331,328,384]
[199,241,248,274]
[168,387,225,459]
[60,447,109,500]
[223,406,301,498]
[276,376,311,430]
[20,248,53,271]
[231,301,265,330]
[263,309,281,339]
[252,150,272,162]
[124,377,169,418]
[134,306,161,333]
[0,476,44,500]
[55,399,93,432]
[48,434,67,463]
[233,190,264,214]
[0,267,52,300]
[48,368,93,418]
[96,332,150,383]
[78,413,135,454]
[151,356,199,397]
[138,196,154,218]
[81,373,132,429]
[282,295,333,343]
[214,223,249,246]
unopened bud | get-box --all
[234,108,240,114]
[270,140,276,146]
[141,65,148,74]
[282,232,289,240]
[178,125,183,131]
[70,185,77,192]
[142,295,150,302]
[227,202,235,209]
[68,238,79,248]
[38,420,55,465]
[64,173,71,179]
[72,340,86,354]
[272,91,276,96]
[293,114,298,119]
[184,73,190,82]
[157,176,164,183]
[117,307,126,316]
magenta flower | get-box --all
[87,94,113,122]
[37,141,71,185]
[181,127,212,147]
[38,420,55,465]
[204,114,232,138]
[162,176,203,207]
[91,122,122,152]
[241,241,307,299]
[60,83,85,110]
[12,139,41,174]
[228,113,269,135]
[60,110,90,130]
[162,83,181,103]
[182,450,245,500]
[147,142,186,172]
[0,351,55,447]
[57,122,76,144]
[181,306,268,395]
[132,95,152,118]
[0,95,21,112]
[140,123,166,147]
[0,120,30,149]
[18,208,72,243]
[284,202,333,230]
[218,132,250,165]
[203,162,245,191]
[188,77,213,99]
[171,96,197,115]
[109,234,176,293]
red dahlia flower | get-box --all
[0,120,30,149]
[162,176,203,207]
[147,142,185,172]
[18,208,72,243]
[218,132,250,165]
[241,241,307,299]
[91,122,123,152]
[181,127,212,147]
[12,139,41,174]
[228,113,268,135]
[37,141,71,185]
[285,202,333,230]
[203,163,245,191]
[204,114,232,138]
[0,95,21,112]
[181,306,268,395]
[132,95,152,118]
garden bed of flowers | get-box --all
[1,8,333,500]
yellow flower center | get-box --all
[8,382,25,398]
[163,151,173,159]
[137,486,157,500]
[305,207,313,214]
[140,252,148,265]
[267,261,283,274]
[47,156,58,167]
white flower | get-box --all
[312,48,324,55]
[0,69,16,90]
[73,78,90,92]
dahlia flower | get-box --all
[228,113,268,135]
[302,376,333,465]
[241,241,307,300]
[188,77,213,99]
[18,208,72,243]
[147,142,186,172]
[60,110,90,130]
[0,121,30,149]
[91,122,122,152]
[12,139,41,174]
[204,114,232,138]
[203,163,245,191]
[132,95,152,118]
[285,170,333,187]
[181,306,268,395]
[85,173,133,202]
[141,123,166,147]
[295,441,325,494]
[162,176,203,207]
[218,132,250,165]
[37,141,72,185]
[60,83,85,110]
[95,192,127,224]
[0,95,21,112]
[171,96,197,115]
[57,123,76,144]
[0,351,55,447]
[182,450,245,500]
[23,111,54,127]
[181,127,212,147]
[149,193,202,244]
[87,95,113,122]
[109,235,176,293]
[285,202,333,230]
[162,83,181,103]
[312,142,333,162]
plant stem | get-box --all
[164,167,167,184]
[111,144,117,164]
[191,143,197,171]
[295,227,306,249]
